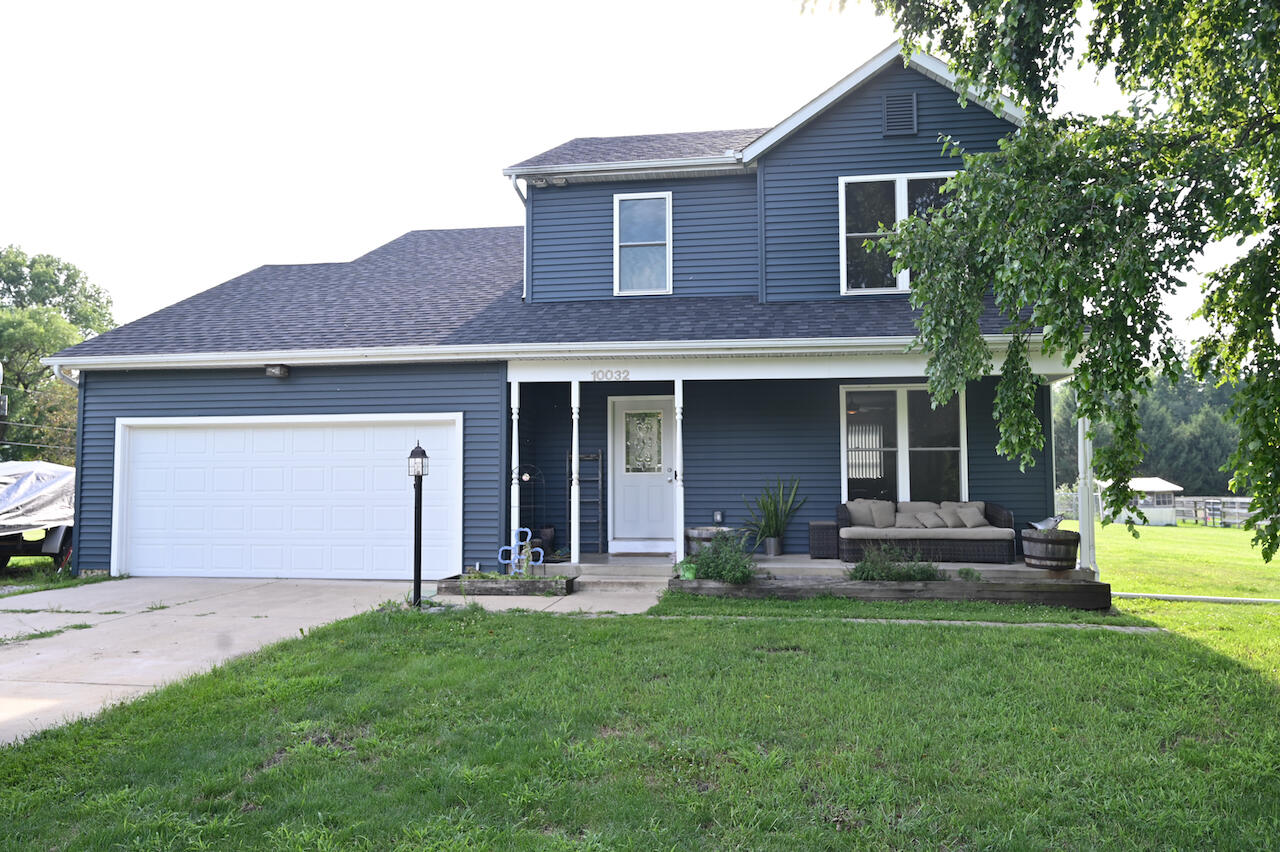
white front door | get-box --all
[609,396,675,553]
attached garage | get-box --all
[111,413,462,580]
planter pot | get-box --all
[437,575,574,596]
[685,525,734,554]
[1021,529,1081,570]
[762,537,782,557]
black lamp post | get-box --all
[408,442,429,607]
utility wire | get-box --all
[0,440,74,451]
[0,421,76,432]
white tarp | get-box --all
[0,461,75,537]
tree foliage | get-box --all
[1053,369,1240,496]
[0,247,113,465]
[843,0,1280,557]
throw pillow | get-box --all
[957,506,990,528]
[937,507,966,528]
[868,499,896,529]
[847,499,875,527]
[894,512,925,529]
[916,511,946,529]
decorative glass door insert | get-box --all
[624,411,663,473]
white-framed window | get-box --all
[838,172,954,293]
[613,191,672,296]
[840,384,968,503]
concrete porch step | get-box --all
[573,575,672,592]
[549,560,673,578]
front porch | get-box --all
[504,352,1099,576]
[553,553,1098,583]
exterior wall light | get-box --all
[265,364,290,378]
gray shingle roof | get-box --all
[508,129,767,170]
[54,227,1017,360]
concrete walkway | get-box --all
[0,577,403,745]
[1113,591,1280,605]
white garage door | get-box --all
[113,413,462,580]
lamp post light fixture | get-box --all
[408,442,429,607]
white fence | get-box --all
[1055,490,1254,527]
[1175,496,1254,527]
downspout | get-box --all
[51,363,79,387]
[510,175,529,302]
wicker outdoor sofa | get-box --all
[836,499,1016,563]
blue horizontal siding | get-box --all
[683,380,839,553]
[761,63,1017,301]
[73,363,507,575]
[528,176,759,302]
[965,378,1055,534]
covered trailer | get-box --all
[0,461,74,569]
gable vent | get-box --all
[883,93,918,136]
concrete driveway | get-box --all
[0,577,405,745]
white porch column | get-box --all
[570,380,581,565]
[509,380,520,547]
[673,379,686,562]
[1077,413,1098,576]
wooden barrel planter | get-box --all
[1021,529,1081,570]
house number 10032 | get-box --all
[589,369,630,381]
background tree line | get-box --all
[1052,366,1240,495]
[0,245,113,466]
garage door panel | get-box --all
[119,416,461,580]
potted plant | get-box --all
[742,477,807,556]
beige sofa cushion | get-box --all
[957,506,990,528]
[916,511,947,529]
[839,525,1014,541]
[898,501,941,514]
[846,499,874,527]
[937,507,966,528]
[894,512,924,529]
[868,500,895,528]
[942,500,986,516]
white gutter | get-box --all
[41,333,1044,372]
[50,363,79,387]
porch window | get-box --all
[838,173,953,293]
[614,191,672,295]
[843,386,966,502]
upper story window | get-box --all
[838,172,954,293]
[614,191,672,296]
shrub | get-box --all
[957,566,984,582]
[845,545,942,581]
[679,530,756,585]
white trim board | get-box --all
[109,412,464,579]
[509,349,1071,384]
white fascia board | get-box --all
[741,41,1025,163]
[502,155,744,180]
[43,332,1062,372]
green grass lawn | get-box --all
[4,603,1279,849]
[0,556,109,599]
[1065,521,1280,598]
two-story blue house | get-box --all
[48,43,1073,581]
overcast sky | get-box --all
[3,0,1208,339]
